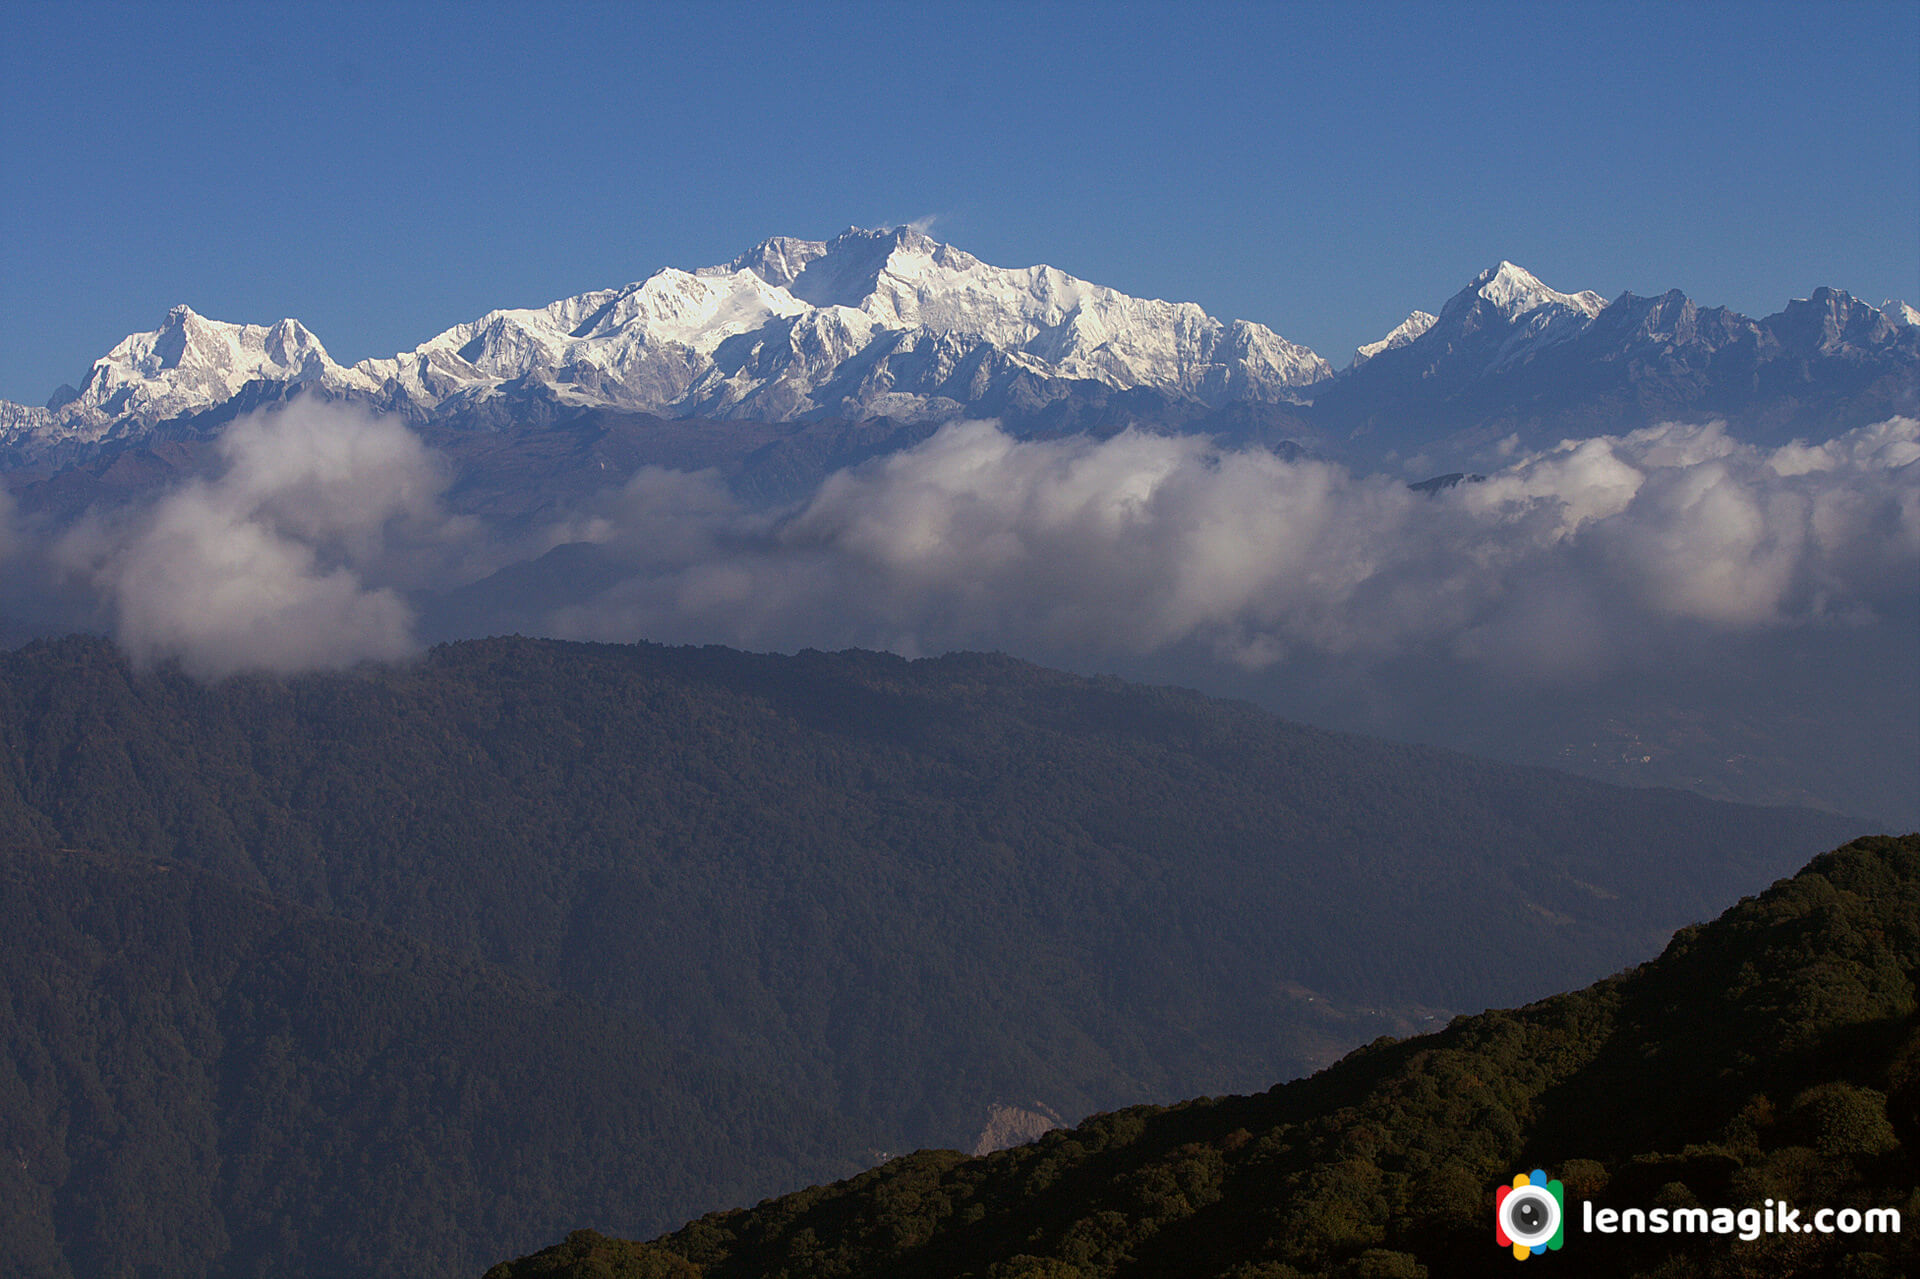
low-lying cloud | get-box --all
[53,403,472,677]
[18,404,1919,684]
[548,416,1920,679]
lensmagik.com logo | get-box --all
[1496,1169,1566,1259]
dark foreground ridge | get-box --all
[488,834,1920,1279]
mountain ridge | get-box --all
[1,228,1331,451]
[5,233,1912,467]
[0,632,1862,1118]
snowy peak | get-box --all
[56,305,369,431]
[703,235,832,289]
[1351,311,1437,369]
[342,227,1330,420]
[695,228,972,298]
[1446,260,1607,322]
[1768,287,1920,356]
[18,238,1908,466]
[784,226,993,316]
[135,306,329,378]
[785,226,924,309]
[1412,262,1614,375]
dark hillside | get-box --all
[0,844,865,1279]
[0,635,1859,1155]
[493,834,1920,1279]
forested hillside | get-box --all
[0,635,1866,1274]
[490,834,1920,1279]
[0,843,868,1279]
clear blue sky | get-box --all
[3,0,1916,405]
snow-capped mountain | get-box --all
[355,226,1330,422]
[1425,260,1609,375]
[0,400,51,445]
[35,307,376,448]
[4,237,1915,473]
[1350,311,1436,369]
[1460,260,1607,323]
[1307,260,1624,419]
[3,228,1330,459]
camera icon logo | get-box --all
[1495,1169,1565,1259]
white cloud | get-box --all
[54,402,468,677]
[33,406,1919,685]
[547,416,1920,679]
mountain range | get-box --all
[4,229,1914,472]
[0,228,1327,457]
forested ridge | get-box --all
[0,634,1866,1274]
[490,834,1920,1279]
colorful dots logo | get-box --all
[1495,1169,1565,1259]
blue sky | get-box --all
[3,0,1916,404]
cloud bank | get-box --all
[54,403,471,677]
[22,403,1919,684]
[548,416,1920,679]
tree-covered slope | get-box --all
[0,635,1859,1158]
[491,834,1920,1279]
[0,843,867,1279]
